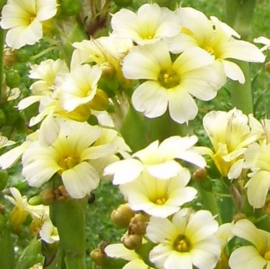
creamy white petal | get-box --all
[229,246,266,269]
[147,161,181,179]
[165,252,192,269]
[132,81,168,118]
[62,162,99,198]
[223,60,245,83]
[168,89,198,124]
[104,159,143,185]
[246,170,270,208]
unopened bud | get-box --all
[53,185,69,201]
[89,89,109,111]
[192,168,207,182]
[122,234,142,250]
[3,48,17,68]
[111,203,135,228]
[90,248,107,266]
[129,213,149,235]
[0,204,6,214]
[40,188,55,205]
[100,62,115,78]
[265,61,270,73]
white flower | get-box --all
[122,41,225,123]
[229,219,270,269]
[59,64,102,112]
[146,208,220,269]
[39,218,59,244]
[104,135,206,185]
[168,7,265,83]
[201,108,259,179]
[0,0,58,49]
[119,168,197,217]
[22,116,118,199]
[111,3,180,45]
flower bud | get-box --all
[0,204,6,214]
[100,62,115,78]
[111,203,135,228]
[89,89,110,111]
[122,234,142,250]
[3,48,17,68]
[40,188,55,205]
[265,61,270,73]
[90,248,107,266]
[129,213,149,235]
[192,168,208,182]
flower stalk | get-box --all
[50,198,87,269]
[225,0,256,114]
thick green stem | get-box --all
[0,228,15,269]
[50,198,87,269]
[225,0,256,114]
[0,27,5,101]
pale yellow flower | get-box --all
[22,116,119,198]
[18,59,69,111]
[104,135,205,185]
[0,0,58,49]
[59,64,102,112]
[146,208,220,269]
[119,168,197,217]
[168,7,265,83]
[201,108,259,179]
[122,41,225,123]
[111,3,180,45]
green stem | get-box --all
[50,198,87,269]
[0,27,5,101]
[225,0,256,114]
[0,228,15,269]
[196,184,222,224]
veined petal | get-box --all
[62,162,99,198]
[132,81,168,118]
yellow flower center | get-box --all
[58,156,80,171]
[158,68,180,89]
[173,234,191,252]
[155,197,167,205]
[264,250,270,260]
[204,46,215,55]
